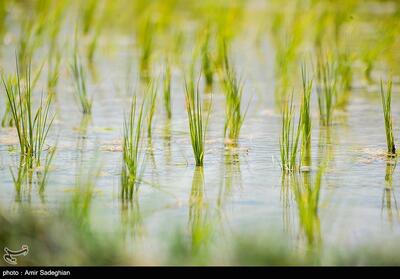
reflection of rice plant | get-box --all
[280,94,301,172]
[71,160,101,227]
[300,64,312,165]
[316,55,336,126]
[121,95,145,200]
[2,58,54,169]
[163,64,172,119]
[380,80,396,156]
[184,74,209,166]
[71,31,92,114]
[189,167,212,255]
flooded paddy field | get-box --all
[1,0,400,265]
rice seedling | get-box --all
[17,21,37,72]
[121,95,146,200]
[380,80,396,156]
[146,81,157,138]
[222,58,247,144]
[0,0,6,37]
[335,51,352,109]
[316,55,336,126]
[201,27,214,88]
[2,58,54,169]
[81,0,98,35]
[139,19,154,78]
[337,51,352,92]
[184,73,209,167]
[163,64,172,119]
[300,63,313,166]
[280,93,301,172]
[46,4,64,94]
[87,27,101,65]
[215,34,229,72]
[71,32,92,114]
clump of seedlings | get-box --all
[291,167,323,249]
[380,79,396,156]
[300,63,313,165]
[71,32,92,114]
[184,72,209,167]
[121,94,146,200]
[2,58,54,169]
[280,94,301,172]
[316,55,336,126]
[222,53,247,144]
[163,64,172,119]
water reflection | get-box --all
[382,160,399,227]
[281,167,323,256]
[121,195,143,239]
[217,148,242,209]
[188,167,212,256]
[163,119,172,166]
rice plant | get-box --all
[1,75,17,127]
[163,64,172,119]
[71,32,92,114]
[300,63,313,165]
[316,55,336,126]
[280,93,301,172]
[184,73,209,167]
[222,60,246,144]
[2,58,54,169]
[146,81,157,138]
[121,95,146,200]
[380,80,396,156]
[47,48,61,94]
[201,28,214,87]
[139,19,154,78]
[81,0,98,35]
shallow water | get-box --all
[1,0,400,264]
